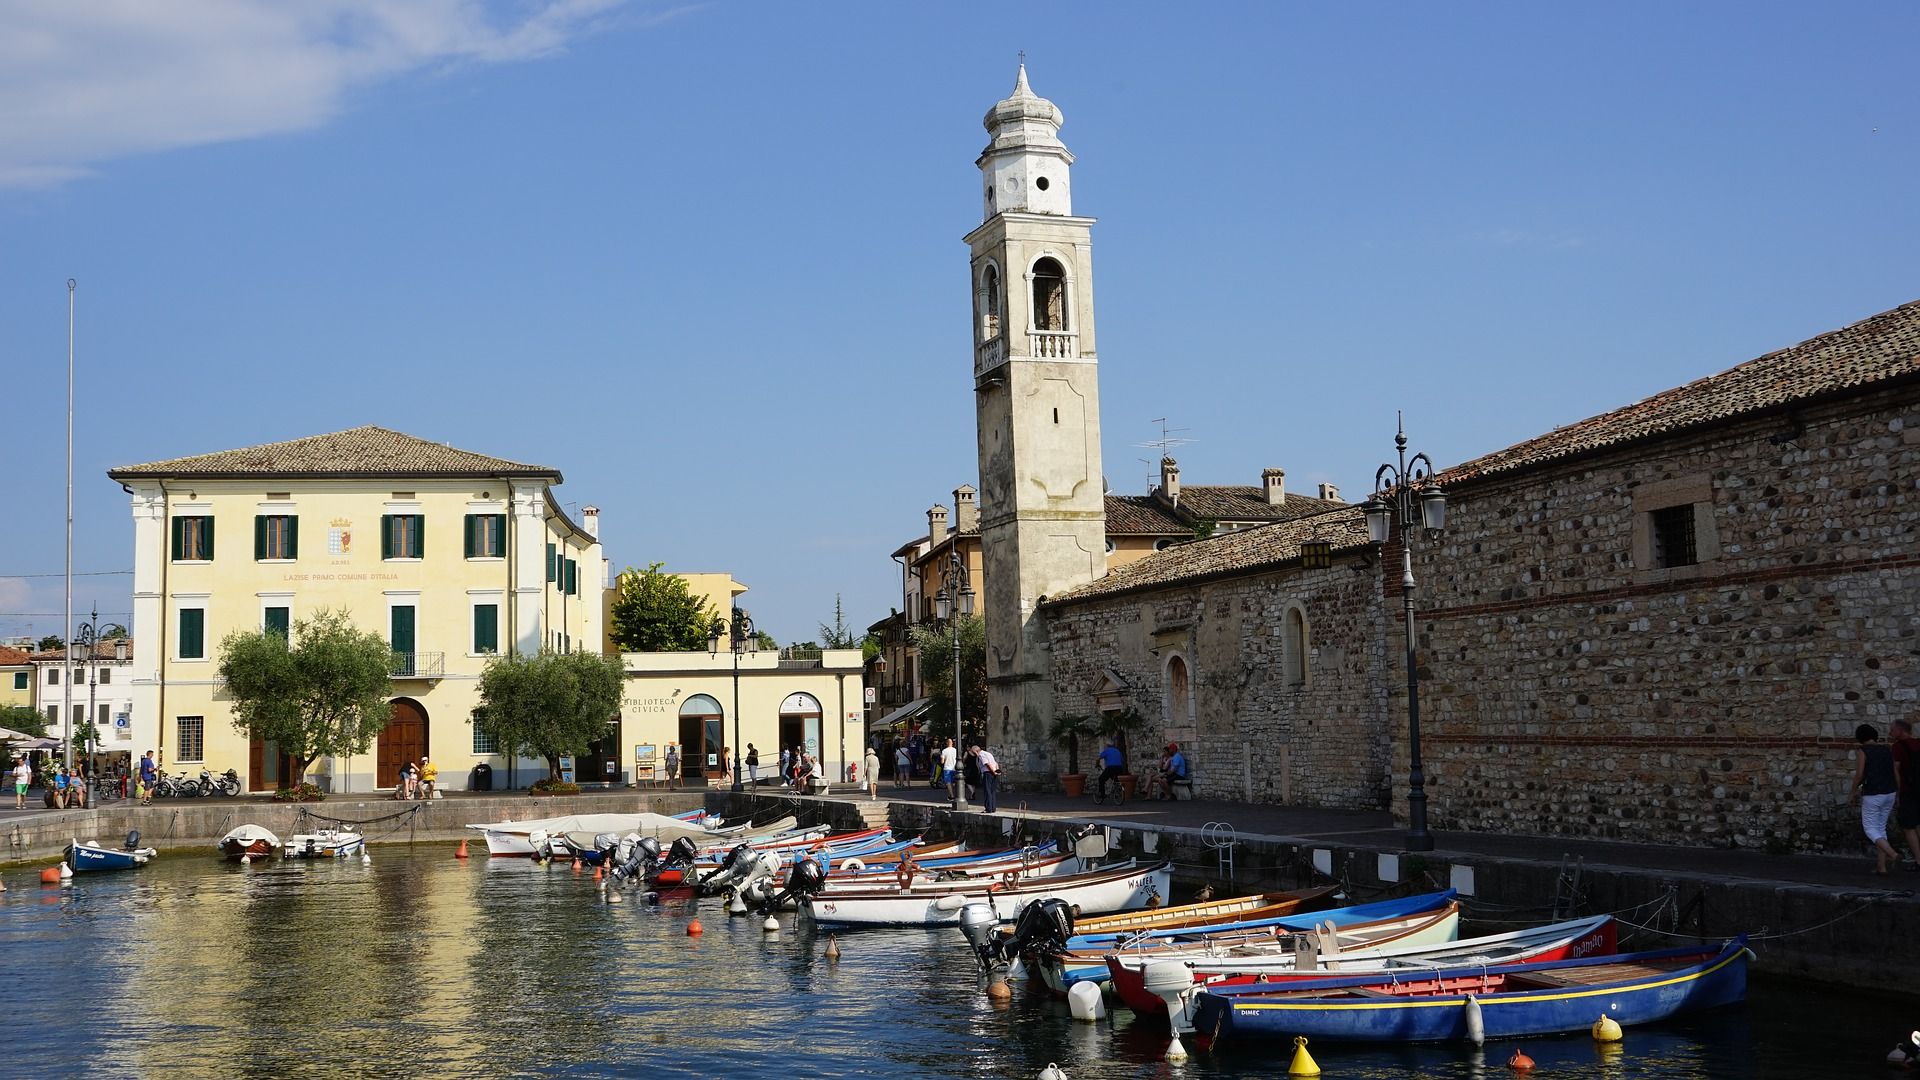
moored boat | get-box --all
[218,824,281,861]
[1186,937,1749,1047]
[803,860,1173,928]
[466,812,789,857]
[1107,913,1617,1017]
[67,836,158,872]
[283,829,366,859]
[1060,886,1340,940]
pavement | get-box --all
[8,779,1915,896]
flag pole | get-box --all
[64,278,76,773]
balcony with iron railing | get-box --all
[390,651,445,679]
[976,335,1006,373]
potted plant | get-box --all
[1047,713,1093,797]
[1097,706,1153,802]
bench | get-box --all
[1169,755,1195,800]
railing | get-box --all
[778,645,824,670]
[976,335,1006,372]
[1029,329,1077,358]
[390,651,445,678]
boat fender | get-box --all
[686,919,704,936]
[840,858,865,873]
[1465,995,1485,1046]
[1037,1065,1068,1080]
[1287,1035,1321,1077]
[933,894,971,913]
[39,866,60,885]
[1591,1014,1623,1043]
[59,862,73,880]
[824,934,841,961]
[1066,980,1106,1022]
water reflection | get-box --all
[0,849,1908,1078]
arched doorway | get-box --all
[678,694,724,782]
[778,692,823,769]
[378,698,428,789]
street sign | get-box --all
[864,687,876,703]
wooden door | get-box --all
[379,698,428,788]
[249,737,297,792]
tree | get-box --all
[609,563,718,652]
[859,631,882,664]
[217,608,395,782]
[98,624,129,639]
[0,705,47,737]
[36,635,64,652]
[70,720,104,756]
[909,614,987,739]
[474,649,627,780]
[819,594,858,649]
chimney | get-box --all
[928,504,949,549]
[1262,468,1286,506]
[581,505,600,539]
[1160,457,1181,506]
[953,484,979,534]
[1318,483,1341,502]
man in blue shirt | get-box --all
[1095,742,1126,802]
[138,751,158,805]
[1161,742,1188,800]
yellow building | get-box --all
[0,646,31,711]
[108,426,604,793]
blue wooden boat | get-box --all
[1068,888,1459,950]
[67,837,157,872]
[1188,937,1749,1048]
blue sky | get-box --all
[2,1,1915,645]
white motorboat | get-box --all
[283,829,365,859]
[803,861,1172,928]
[218,824,281,861]
[465,812,787,857]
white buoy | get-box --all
[361,850,372,865]
[1464,995,1485,1046]
[1038,1065,1068,1080]
[730,894,748,915]
[608,889,625,905]
[1067,980,1107,1021]
[240,853,251,865]
[59,862,73,880]
[1166,1034,1189,1062]
[763,915,780,932]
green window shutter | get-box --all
[414,515,424,559]
[171,518,184,560]
[546,543,556,583]
[254,516,267,560]
[180,609,204,659]
[464,515,477,558]
[566,558,578,595]
[381,515,394,560]
[203,518,214,561]
[491,514,507,557]
[286,516,298,559]
[474,604,498,654]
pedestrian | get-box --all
[11,756,28,809]
[973,743,1001,813]
[778,746,790,784]
[420,756,437,800]
[395,759,415,800]
[1852,723,1901,875]
[894,743,910,790]
[138,750,157,805]
[1159,742,1188,801]
[962,744,982,803]
[746,743,759,784]
[719,747,733,785]
[864,745,881,801]
[1891,717,1920,870]
[940,738,959,802]
[1094,740,1125,802]
[792,752,815,794]
[665,744,681,786]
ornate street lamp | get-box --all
[934,544,974,813]
[1368,412,1448,853]
[709,612,755,793]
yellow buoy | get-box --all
[1592,1013,1623,1042]
[1288,1035,1321,1077]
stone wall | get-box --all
[1404,385,1920,851]
[1045,557,1390,810]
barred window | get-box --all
[473,722,498,755]
[1651,505,1697,568]
[177,716,205,762]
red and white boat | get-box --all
[217,824,280,861]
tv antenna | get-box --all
[1134,418,1195,492]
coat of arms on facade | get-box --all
[328,518,352,556]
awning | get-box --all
[874,698,934,729]
[0,726,38,742]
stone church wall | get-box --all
[1404,384,1920,852]
[1046,562,1390,810]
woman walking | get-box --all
[1853,723,1901,875]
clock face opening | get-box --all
[1035,176,1051,191]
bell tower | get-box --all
[967,64,1106,771]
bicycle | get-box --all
[1090,770,1128,806]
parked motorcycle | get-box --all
[192,768,241,797]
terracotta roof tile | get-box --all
[1444,298,1920,486]
[1048,507,1371,605]
[1104,495,1187,535]
[108,426,558,481]
[0,646,29,666]
[28,640,133,662]
[1167,486,1344,523]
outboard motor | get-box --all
[762,855,829,915]
[1889,1027,1920,1069]
[123,830,142,852]
[665,836,699,867]
[528,829,553,863]
[697,843,754,892]
[971,897,1074,970]
[958,903,1000,968]
[735,851,784,907]
[589,832,619,865]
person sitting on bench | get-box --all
[1160,742,1189,800]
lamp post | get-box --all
[1364,412,1448,853]
[709,613,754,793]
[934,544,974,813]
[73,607,100,768]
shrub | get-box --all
[272,782,326,803]
[531,778,581,796]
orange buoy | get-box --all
[454,839,470,859]
[571,857,582,872]
[686,919,704,936]
[1509,1049,1535,1072]
[39,866,61,884]
[594,866,604,881]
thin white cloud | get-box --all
[0,0,673,189]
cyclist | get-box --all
[1094,741,1126,803]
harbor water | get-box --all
[0,846,1909,1078]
